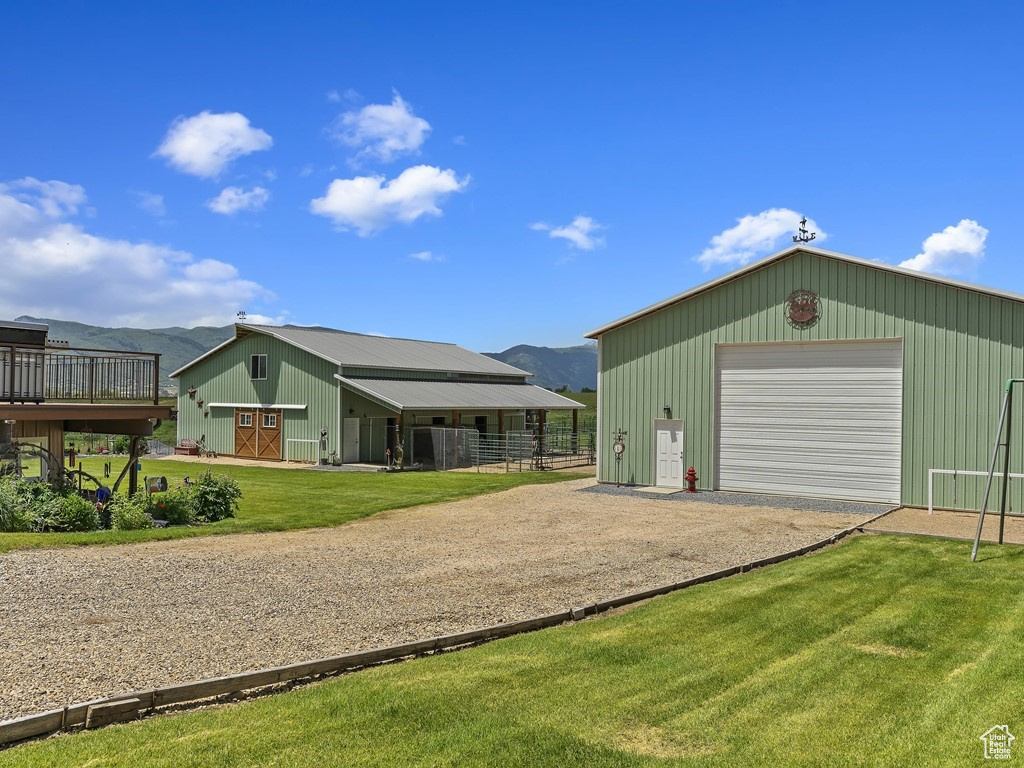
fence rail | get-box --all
[409,427,595,473]
[1,345,160,404]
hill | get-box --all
[15,316,598,393]
[15,316,233,389]
[484,343,597,391]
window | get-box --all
[432,416,446,426]
[239,413,253,427]
[250,354,267,380]
[262,413,277,429]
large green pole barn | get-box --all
[586,246,1024,507]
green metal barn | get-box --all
[171,324,581,465]
[586,245,1024,507]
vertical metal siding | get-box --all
[176,334,340,458]
[597,251,1024,506]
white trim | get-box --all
[169,334,240,379]
[585,244,1024,338]
[208,403,307,410]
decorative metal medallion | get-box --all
[785,289,820,329]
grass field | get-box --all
[3,534,1020,766]
[547,390,597,429]
[0,458,575,553]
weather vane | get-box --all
[236,310,247,321]
[792,217,816,244]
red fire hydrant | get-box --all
[685,466,699,493]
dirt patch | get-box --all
[0,478,872,720]
[865,507,1024,544]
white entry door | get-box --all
[343,417,360,463]
[716,340,902,503]
[654,419,684,488]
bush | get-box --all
[111,435,131,454]
[110,494,154,531]
[151,488,195,525]
[36,492,102,532]
[0,476,33,532]
[191,474,242,523]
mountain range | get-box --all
[15,317,598,391]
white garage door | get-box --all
[717,341,902,503]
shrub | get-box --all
[110,494,154,531]
[111,435,131,454]
[191,474,242,523]
[0,476,33,532]
[151,488,195,526]
[36,492,102,532]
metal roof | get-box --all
[585,245,1024,338]
[335,376,584,411]
[172,324,529,378]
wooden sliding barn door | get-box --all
[234,409,257,458]
[256,409,282,460]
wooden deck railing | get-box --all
[1,346,161,405]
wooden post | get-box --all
[497,410,505,436]
[452,410,461,428]
[572,408,579,453]
[128,436,140,496]
[152,354,161,405]
[7,346,15,403]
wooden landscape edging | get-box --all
[0,506,898,749]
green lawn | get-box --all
[4,535,1021,766]
[0,458,575,553]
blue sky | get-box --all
[1,1,1021,351]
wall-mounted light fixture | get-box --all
[348,408,355,415]
[663,405,672,418]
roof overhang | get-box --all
[335,376,583,411]
[585,245,1024,338]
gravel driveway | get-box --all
[0,478,873,719]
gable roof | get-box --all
[585,245,1024,338]
[171,323,529,379]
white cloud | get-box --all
[326,90,341,103]
[696,208,827,269]
[206,186,270,215]
[0,177,279,327]
[154,111,273,178]
[409,250,443,262]
[899,219,988,275]
[332,92,431,163]
[135,191,166,217]
[0,177,86,226]
[531,215,606,250]
[310,165,468,235]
